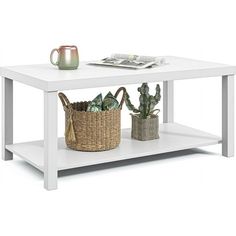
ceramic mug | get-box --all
[50,45,79,70]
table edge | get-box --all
[1,65,236,91]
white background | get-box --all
[0,0,236,235]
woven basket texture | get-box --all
[58,87,126,152]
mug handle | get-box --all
[50,48,59,66]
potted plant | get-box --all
[125,83,161,141]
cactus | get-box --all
[125,83,161,119]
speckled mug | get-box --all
[50,45,79,70]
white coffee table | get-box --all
[1,56,235,190]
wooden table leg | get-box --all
[222,75,234,157]
[44,91,58,190]
[2,77,13,161]
[163,80,174,123]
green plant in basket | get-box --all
[87,92,120,112]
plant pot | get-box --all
[131,114,159,141]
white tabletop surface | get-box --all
[1,56,235,91]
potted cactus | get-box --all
[125,83,161,141]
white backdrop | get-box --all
[0,0,236,235]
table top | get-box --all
[1,56,235,91]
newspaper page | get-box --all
[88,54,166,69]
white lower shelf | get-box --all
[6,123,221,172]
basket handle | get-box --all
[114,87,126,109]
[58,92,73,110]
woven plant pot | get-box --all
[58,87,126,152]
[131,114,159,141]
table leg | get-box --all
[163,81,174,123]
[2,77,13,160]
[222,75,234,157]
[44,91,58,190]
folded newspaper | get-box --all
[88,54,166,69]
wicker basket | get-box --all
[58,87,126,152]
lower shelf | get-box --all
[6,123,221,172]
